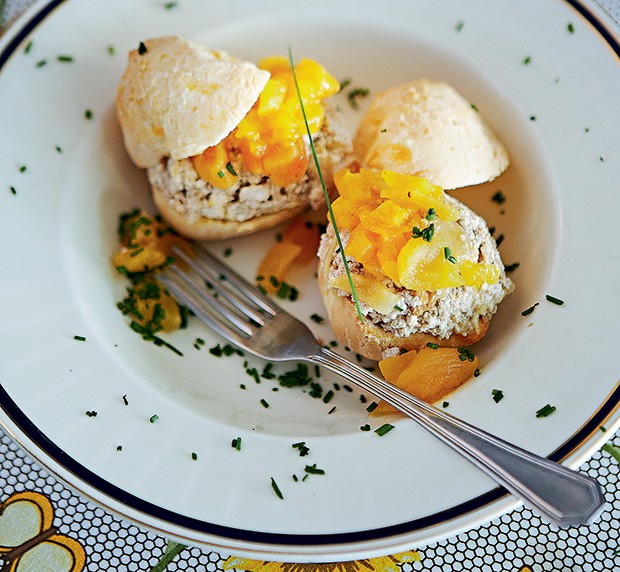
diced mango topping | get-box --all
[376,347,480,408]
[112,209,193,274]
[113,210,193,337]
[192,56,340,189]
[332,169,500,293]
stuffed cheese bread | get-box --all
[318,79,513,361]
[116,36,352,240]
[318,169,513,361]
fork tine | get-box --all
[167,263,259,336]
[160,267,255,344]
[177,244,278,316]
[171,245,268,326]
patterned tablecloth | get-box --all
[1,1,619,571]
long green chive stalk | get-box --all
[288,47,364,322]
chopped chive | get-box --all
[191,452,198,460]
[116,445,123,451]
[323,390,334,404]
[471,103,479,112]
[492,389,504,403]
[226,162,237,176]
[19,165,27,173]
[73,335,86,341]
[122,394,129,406]
[292,442,310,456]
[412,223,435,242]
[36,59,47,67]
[444,246,457,264]
[505,262,520,273]
[260,399,269,409]
[360,424,371,431]
[107,44,116,55]
[545,294,564,306]
[455,20,465,32]
[57,54,74,62]
[567,22,575,33]
[9,186,17,195]
[310,313,324,324]
[366,401,378,413]
[149,414,159,423]
[24,41,34,54]
[393,305,404,312]
[426,342,439,349]
[84,109,93,120]
[426,208,437,220]
[442,401,450,408]
[271,477,284,499]
[55,145,63,153]
[347,87,370,110]
[217,170,225,178]
[474,368,481,377]
[138,42,148,55]
[223,247,232,257]
[261,362,276,379]
[232,437,242,451]
[85,410,97,417]
[375,423,395,436]
[458,346,476,362]
[535,404,556,418]
[304,463,325,475]
[523,55,532,65]
[521,303,539,316]
[164,1,178,8]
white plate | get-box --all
[0,0,619,562]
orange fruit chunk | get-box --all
[256,216,321,293]
[376,347,479,410]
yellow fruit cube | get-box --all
[460,260,500,288]
[397,237,439,289]
[345,226,378,264]
[359,200,412,237]
[334,168,385,203]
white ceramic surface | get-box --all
[0,0,618,562]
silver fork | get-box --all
[159,244,605,526]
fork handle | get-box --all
[311,348,605,526]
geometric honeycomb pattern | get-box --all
[1,428,619,571]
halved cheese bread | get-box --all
[116,35,270,168]
[354,79,509,189]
